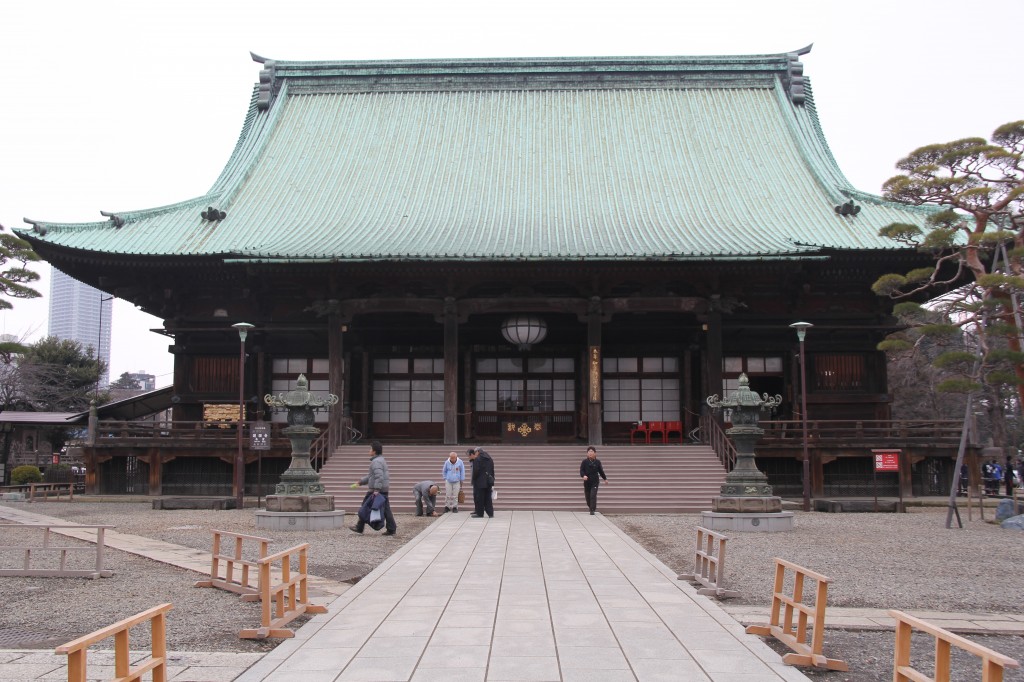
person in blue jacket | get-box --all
[441,451,465,513]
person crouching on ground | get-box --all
[442,451,465,513]
[580,445,608,515]
[468,447,495,518]
[349,441,397,535]
[413,480,439,517]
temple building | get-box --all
[17,49,944,497]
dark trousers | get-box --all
[584,480,600,511]
[354,491,397,533]
[473,487,494,517]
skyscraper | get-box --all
[48,269,112,386]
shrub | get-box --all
[11,465,43,485]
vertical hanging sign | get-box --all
[589,346,601,403]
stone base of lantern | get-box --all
[699,510,795,533]
[257,495,346,531]
[712,495,782,514]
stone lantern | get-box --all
[703,373,792,530]
[257,374,346,529]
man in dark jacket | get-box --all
[467,447,495,518]
[580,445,608,515]
[349,441,397,535]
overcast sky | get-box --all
[1,0,1021,387]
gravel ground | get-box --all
[1,502,1022,681]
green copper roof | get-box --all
[18,52,930,263]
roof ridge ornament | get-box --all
[252,52,277,111]
[201,206,227,221]
[834,199,861,217]
[784,44,812,105]
[100,211,124,228]
[23,218,46,235]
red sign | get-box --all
[52,454,60,465]
[873,451,899,472]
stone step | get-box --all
[320,444,727,513]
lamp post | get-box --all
[232,322,254,509]
[790,322,813,512]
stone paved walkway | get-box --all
[2,504,1021,681]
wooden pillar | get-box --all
[148,449,162,496]
[705,309,723,401]
[443,297,459,445]
[84,449,98,495]
[462,351,473,441]
[328,312,344,452]
[360,350,370,438]
[586,297,603,445]
[171,344,189,423]
[683,347,693,437]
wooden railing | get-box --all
[0,524,113,578]
[759,419,964,444]
[745,557,848,671]
[55,603,172,682]
[240,543,327,639]
[96,420,256,442]
[700,414,737,470]
[194,530,272,600]
[889,610,1019,681]
[677,527,738,598]
[0,482,76,501]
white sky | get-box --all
[1,0,1021,388]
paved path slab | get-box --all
[237,511,811,681]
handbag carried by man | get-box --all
[457,489,465,505]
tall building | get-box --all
[127,372,156,391]
[48,269,112,386]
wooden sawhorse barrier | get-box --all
[889,610,1019,681]
[55,603,172,682]
[745,557,848,671]
[28,482,75,502]
[194,529,272,600]
[677,526,739,598]
[240,542,327,639]
[0,524,113,578]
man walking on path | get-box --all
[413,481,439,517]
[580,445,608,515]
[468,447,495,518]
[349,441,397,535]
[441,451,465,513]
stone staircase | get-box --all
[319,444,726,514]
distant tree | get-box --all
[0,224,41,311]
[110,372,142,390]
[874,121,1024,491]
[12,337,107,458]
[18,336,106,413]
[884,305,969,422]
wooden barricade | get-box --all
[194,529,272,600]
[55,603,172,682]
[889,610,1019,682]
[0,524,113,578]
[29,482,75,502]
[677,526,739,598]
[745,557,848,671]
[240,543,327,639]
